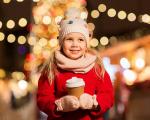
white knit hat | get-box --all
[59,8,89,46]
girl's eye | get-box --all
[79,38,84,41]
[65,38,73,41]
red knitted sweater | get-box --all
[37,65,114,120]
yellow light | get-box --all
[28,36,37,45]
[12,71,25,80]
[100,36,109,46]
[91,10,100,18]
[33,44,42,55]
[141,14,150,23]
[98,4,107,12]
[30,74,40,87]
[67,1,80,8]
[0,69,6,78]
[123,69,137,85]
[88,23,95,31]
[7,34,16,43]
[6,20,15,29]
[18,80,28,90]
[42,16,51,25]
[0,21,2,29]
[55,16,63,24]
[48,39,58,47]
[18,18,27,27]
[16,0,24,2]
[81,11,88,20]
[127,13,136,22]
[33,0,40,2]
[18,36,26,44]
[107,8,116,17]
[118,11,127,20]
[90,38,99,47]
[42,50,51,59]
[3,0,11,3]
[38,38,48,47]
[0,32,5,41]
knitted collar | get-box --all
[55,50,96,73]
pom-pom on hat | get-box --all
[59,7,89,46]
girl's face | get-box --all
[62,32,87,60]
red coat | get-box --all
[37,65,114,120]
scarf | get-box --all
[55,51,96,73]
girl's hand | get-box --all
[55,95,80,112]
[79,93,98,110]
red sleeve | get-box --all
[90,71,114,116]
[36,74,62,118]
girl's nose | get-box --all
[72,40,79,47]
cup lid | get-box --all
[66,77,85,88]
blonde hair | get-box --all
[41,47,105,84]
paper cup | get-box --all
[66,77,85,98]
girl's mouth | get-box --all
[70,50,80,53]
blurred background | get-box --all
[0,0,150,120]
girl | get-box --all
[37,8,114,120]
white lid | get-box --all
[66,77,85,88]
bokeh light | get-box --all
[127,13,136,22]
[33,0,40,2]
[0,21,2,29]
[33,44,42,55]
[120,57,131,69]
[42,16,51,25]
[135,58,145,70]
[16,0,24,2]
[18,36,26,44]
[107,8,116,17]
[28,36,37,45]
[118,10,127,20]
[18,18,28,27]
[12,71,25,80]
[48,38,58,47]
[3,0,11,3]
[6,20,15,29]
[98,4,107,12]
[0,32,5,41]
[100,36,109,46]
[0,69,6,78]
[90,38,99,47]
[123,69,137,85]
[91,10,100,18]
[38,38,48,47]
[7,34,16,43]
[81,11,88,20]
[18,80,28,90]
[55,16,63,24]
[88,23,95,31]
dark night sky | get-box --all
[0,0,32,72]
[86,0,150,39]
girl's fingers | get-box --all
[55,99,63,111]
[71,99,79,108]
[93,95,98,107]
